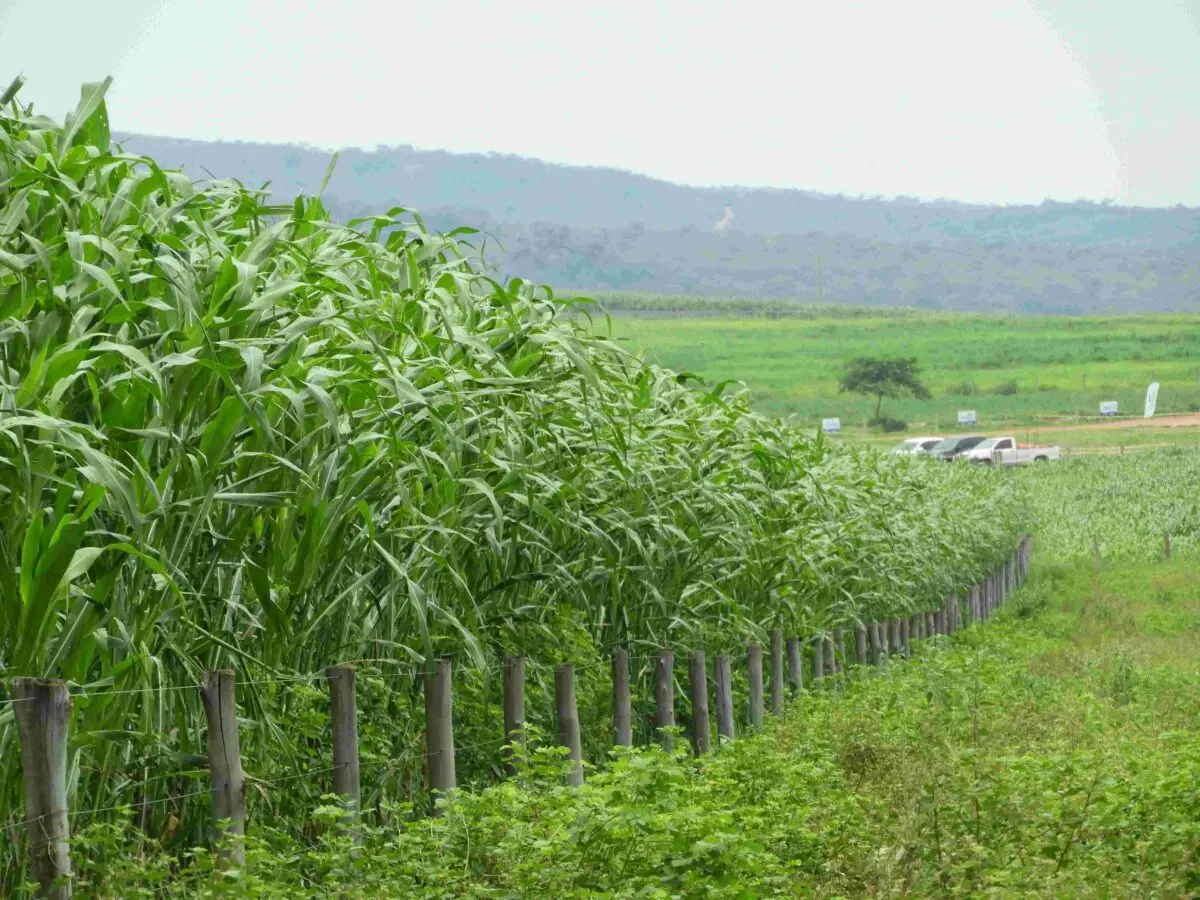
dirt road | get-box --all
[1039,413,1200,432]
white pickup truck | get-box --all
[964,436,1060,466]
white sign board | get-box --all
[1145,383,1159,419]
[1099,401,1118,416]
[821,418,841,433]
[957,410,977,426]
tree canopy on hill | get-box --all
[117,134,1200,316]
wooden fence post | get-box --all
[786,637,803,694]
[612,648,633,748]
[715,655,735,743]
[654,648,675,752]
[425,656,456,816]
[869,622,883,666]
[855,625,868,665]
[502,655,525,771]
[326,664,361,842]
[200,669,246,862]
[769,630,784,715]
[689,651,711,756]
[555,664,584,786]
[11,678,72,899]
[747,643,764,730]
[812,634,825,681]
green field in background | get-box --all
[593,309,1200,439]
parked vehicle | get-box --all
[964,436,1060,466]
[927,434,986,460]
[891,436,943,455]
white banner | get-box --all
[1145,383,1159,419]
[1099,401,1118,416]
[957,410,976,425]
[821,417,841,433]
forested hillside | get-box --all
[114,133,1200,314]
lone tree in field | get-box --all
[839,356,931,422]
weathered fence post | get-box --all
[715,655,735,743]
[786,637,803,694]
[11,678,72,898]
[654,648,675,752]
[424,657,456,816]
[200,669,246,861]
[326,664,361,841]
[747,643,764,730]
[689,651,711,756]
[769,630,785,715]
[812,634,825,682]
[855,625,868,665]
[555,664,584,785]
[502,655,525,771]
[612,648,633,747]
[425,656,456,815]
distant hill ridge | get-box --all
[112,133,1200,314]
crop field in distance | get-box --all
[584,292,1200,449]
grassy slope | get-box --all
[77,557,1200,897]
[594,311,1200,440]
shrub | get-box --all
[869,416,908,432]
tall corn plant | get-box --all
[0,78,1025,876]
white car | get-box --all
[892,436,943,456]
[963,436,1060,466]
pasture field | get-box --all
[588,301,1200,441]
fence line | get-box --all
[2,535,1033,897]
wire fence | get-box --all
[1,537,1031,896]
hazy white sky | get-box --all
[2,0,1198,206]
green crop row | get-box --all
[0,80,1023,886]
[1025,447,1200,562]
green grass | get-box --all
[592,309,1200,432]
